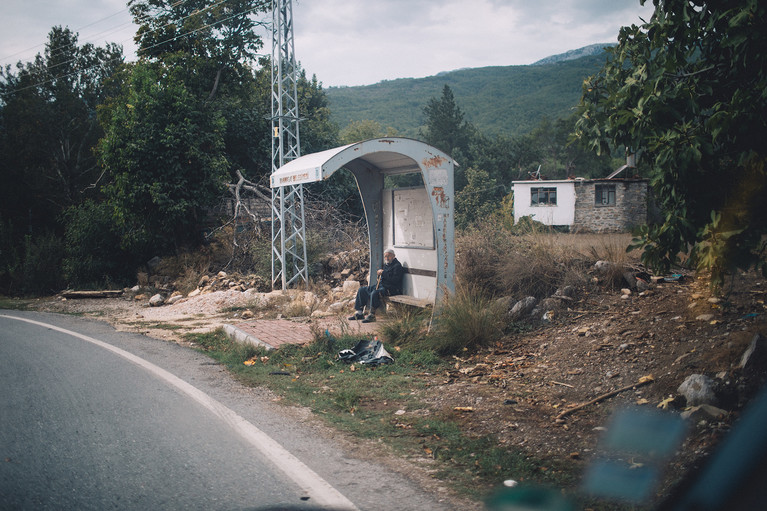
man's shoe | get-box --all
[361,314,376,323]
[347,311,364,320]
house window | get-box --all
[531,187,557,206]
[595,184,616,206]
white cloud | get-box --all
[1,0,653,87]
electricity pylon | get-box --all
[270,0,307,289]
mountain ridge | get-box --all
[325,45,610,138]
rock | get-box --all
[739,333,767,370]
[621,288,632,296]
[241,310,254,319]
[134,294,147,301]
[636,278,650,292]
[146,256,162,271]
[681,404,728,421]
[149,293,165,307]
[198,275,210,287]
[188,288,201,298]
[328,301,348,313]
[340,269,352,278]
[539,297,561,312]
[342,280,360,294]
[508,296,537,321]
[495,296,516,312]
[594,260,614,273]
[137,272,149,287]
[623,271,637,289]
[130,285,141,293]
[166,294,185,305]
[217,271,227,278]
[556,285,577,298]
[696,314,715,322]
[678,374,717,406]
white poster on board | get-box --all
[392,188,434,249]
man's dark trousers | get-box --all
[355,284,387,312]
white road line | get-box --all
[1,314,358,511]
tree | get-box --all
[339,119,398,145]
[575,0,767,289]
[129,0,270,100]
[455,167,501,230]
[421,85,474,158]
[98,62,229,257]
[0,27,123,235]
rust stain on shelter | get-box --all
[422,155,447,168]
[431,187,450,209]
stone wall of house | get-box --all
[573,180,648,233]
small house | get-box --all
[511,177,649,233]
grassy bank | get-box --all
[185,327,578,502]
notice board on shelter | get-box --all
[391,187,434,249]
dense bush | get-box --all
[63,200,133,289]
[21,233,65,296]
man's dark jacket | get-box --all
[380,257,404,295]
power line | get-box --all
[0,5,136,65]
[39,0,232,78]
[2,2,271,97]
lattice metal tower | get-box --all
[270,0,307,289]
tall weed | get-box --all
[425,285,505,355]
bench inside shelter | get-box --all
[386,266,436,308]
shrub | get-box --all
[455,220,516,296]
[63,200,131,289]
[22,232,65,295]
[425,285,505,355]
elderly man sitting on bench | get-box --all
[348,248,404,323]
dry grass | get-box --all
[456,223,637,301]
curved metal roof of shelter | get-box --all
[270,138,448,187]
[270,137,456,307]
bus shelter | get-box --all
[270,138,455,307]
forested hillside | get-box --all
[326,53,607,138]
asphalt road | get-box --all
[0,311,457,511]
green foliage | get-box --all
[421,85,474,158]
[576,0,767,289]
[455,167,503,230]
[339,119,398,144]
[0,217,22,295]
[62,200,131,288]
[21,233,65,296]
[326,54,610,138]
[0,26,123,249]
[130,0,269,66]
[98,62,229,257]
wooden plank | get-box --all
[403,267,437,277]
[60,290,124,299]
[388,295,433,308]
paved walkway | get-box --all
[223,316,380,350]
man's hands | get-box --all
[377,269,383,276]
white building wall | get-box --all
[512,181,576,226]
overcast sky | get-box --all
[1,0,653,87]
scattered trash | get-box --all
[337,337,394,366]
